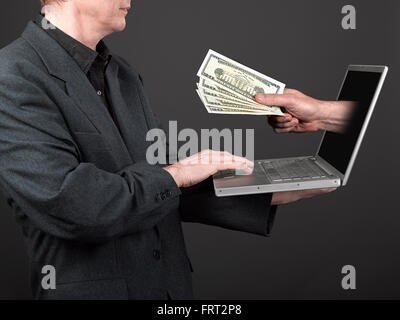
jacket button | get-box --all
[153,249,161,260]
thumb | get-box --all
[255,93,294,108]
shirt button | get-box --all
[153,249,161,260]
[97,90,102,96]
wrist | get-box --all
[163,164,182,188]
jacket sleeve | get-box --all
[179,178,278,237]
[0,75,181,244]
[138,75,278,237]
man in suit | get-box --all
[0,0,334,299]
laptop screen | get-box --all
[318,69,384,175]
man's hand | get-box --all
[164,150,253,188]
[271,188,336,205]
[256,89,323,133]
[255,89,356,134]
[164,149,336,205]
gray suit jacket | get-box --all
[0,21,277,300]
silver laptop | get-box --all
[213,65,388,197]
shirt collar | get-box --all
[33,14,111,74]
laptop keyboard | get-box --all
[260,158,329,182]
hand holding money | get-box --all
[196,50,286,116]
[256,89,357,133]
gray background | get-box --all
[0,0,398,299]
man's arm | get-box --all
[255,89,357,134]
[0,75,183,244]
[146,89,336,236]
[179,178,277,236]
[156,123,335,236]
[178,177,335,236]
[0,75,256,244]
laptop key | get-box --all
[263,167,281,180]
[264,158,330,182]
[267,173,281,181]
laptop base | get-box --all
[213,156,341,197]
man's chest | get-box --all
[54,62,157,173]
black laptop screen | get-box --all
[318,70,383,174]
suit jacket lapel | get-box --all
[21,21,133,166]
[105,59,152,163]
[64,71,133,161]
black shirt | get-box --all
[33,15,119,127]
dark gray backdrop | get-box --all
[0,0,398,299]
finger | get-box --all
[221,152,254,167]
[179,153,199,165]
[229,153,254,166]
[319,188,337,193]
[234,165,254,175]
[283,88,301,95]
[274,127,295,134]
[182,149,213,165]
[303,187,337,198]
[200,150,218,164]
[272,119,299,129]
[199,151,245,166]
[216,160,249,172]
[268,117,285,128]
[311,188,337,194]
[268,113,293,123]
[255,93,295,107]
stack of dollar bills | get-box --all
[196,50,286,116]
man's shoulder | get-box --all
[0,35,45,76]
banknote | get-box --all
[196,90,273,115]
[197,89,279,114]
[198,79,262,106]
[197,85,268,110]
[205,106,271,115]
[196,50,285,116]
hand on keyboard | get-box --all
[164,150,253,188]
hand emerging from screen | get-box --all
[255,89,356,134]
[163,149,336,205]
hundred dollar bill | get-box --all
[205,106,270,115]
[196,90,272,115]
[197,81,269,111]
[197,49,285,116]
[197,89,277,114]
[198,79,259,106]
[197,84,267,110]
[203,103,272,115]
